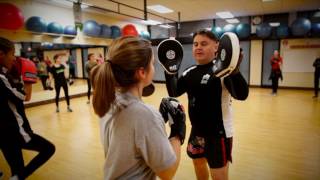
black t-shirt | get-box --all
[314,58,320,73]
[51,64,67,84]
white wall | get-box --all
[280,38,320,88]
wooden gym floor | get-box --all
[1,84,319,180]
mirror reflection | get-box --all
[15,42,108,105]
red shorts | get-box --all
[187,129,233,168]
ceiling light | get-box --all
[269,22,280,27]
[226,18,240,23]
[147,5,173,14]
[262,0,273,2]
[159,24,174,28]
[142,19,162,25]
[216,11,234,19]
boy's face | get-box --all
[192,34,219,65]
[0,49,15,70]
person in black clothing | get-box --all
[50,54,72,112]
[163,30,248,180]
[85,53,97,104]
[0,37,55,180]
[313,56,320,98]
[67,53,76,85]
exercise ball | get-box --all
[111,25,121,39]
[211,26,224,38]
[223,24,236,33]
[100,24,112,38]
[140,30,151,40]
[236,23,250,39]
[64,25,77,35]
[276,24,289,38]
[256,23,272,39]
[25,16,47,33]
[47,22,63,34]
[0,3,24,30]
[311,23,320,37]
[122,24,138,36]
[83,20,101,37]
[291,18,311,36]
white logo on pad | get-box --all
[166,50,175,60]
[221,49,226,61]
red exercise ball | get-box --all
[122,24,138,37]
[0,3,24,30]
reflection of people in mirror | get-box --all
[313,56,320,98]
[37,58,51,90]
[67,54,76,85]
[269,50,283,96]
[49,54,73,113]
[97,53,104,65]
[85,53,97,104]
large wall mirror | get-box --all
[15,42,108,106]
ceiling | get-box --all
[80,0,320,23]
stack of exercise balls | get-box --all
[83,20,101,37]
[47,22,63,37]
[223,24,236,33]
[211,26,224,38]
[0,2,24,30]
[111,25,121,39]
[256,22,272,39]
[25,16,47,33]
[100,24,112,38]
[276,24,289,38]
[122,24,139,37]
[311,23,320,37]
[64,25,77,36]
[235,23,251,39]
[140,30,151,40]
[290,18,311,37]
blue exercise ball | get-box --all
[311,23,320,37]
[25,16,47,33]
[256,23,272,39]
[47,22,63,34]
[140,30,150,40]
[111,25,121,39]
[84,20,101,37]
[223,24,236,33]
[100,24,112,38]
[64,25,77,35]
[211,26,224,38]
[291,18,311,37]
[276,24,289,38]
[236,23,250,39]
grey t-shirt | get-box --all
[100,92,176,180]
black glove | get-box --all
[159,97,186,144]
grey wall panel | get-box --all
[239,41,250,83]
